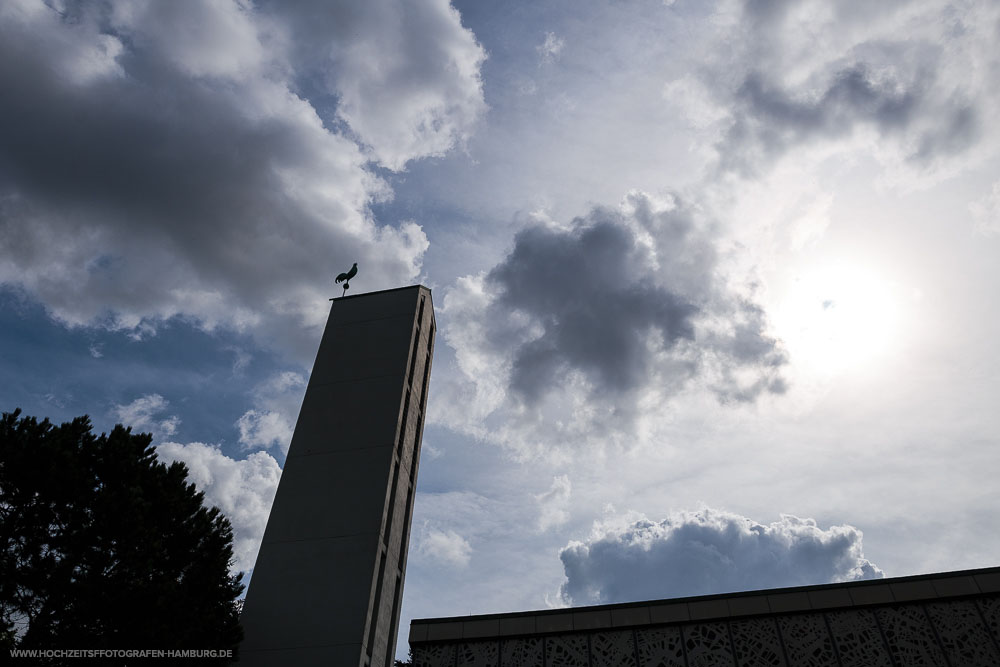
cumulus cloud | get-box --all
[559,508,883,606]
[439,191,786,457]
[236,410,293,453]
[112,394,180,441]
[235,371,306,454]
[156,441,281,572]
[0,0,483,360]
[536,475,572,532]
[418,526,472,567]
[272,0,487,171]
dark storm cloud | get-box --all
[481,194,786,406]
[719,64,979,174]
[442,192,787,452]
[0,32,343,302]
[741,0,791,27]
[0,0,484,357]
[488,220,697,400]
[559,509,883,605]
[741,65,920,134]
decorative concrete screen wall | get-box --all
[410,567,1000,667]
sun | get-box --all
[771,262,901,377]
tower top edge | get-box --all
[330,284,431,301]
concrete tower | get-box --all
[240,286,435,666]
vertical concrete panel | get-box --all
[241,286,434,667]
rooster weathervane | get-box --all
[335,262,358,297]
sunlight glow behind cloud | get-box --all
[772,263,902,377]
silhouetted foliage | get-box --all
[0,409,243,660]
[394,647,414,667]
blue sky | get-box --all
[2,0,1000,658]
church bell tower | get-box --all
[240,285,435,667]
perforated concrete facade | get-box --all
[410,567,1000,667]
[241,286,435,667]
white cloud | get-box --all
[663,75,728,131]
[970,180,1000,236]
[537,31,565,65]
[536,474,571,531]
[236,410,293,452]
[559,508,883,605]
[278,0,487,171]
[422,442,444,460]
[108,0,268,81]
[235,371,307,454]
[112,394,180,441]
[418,526,472,567]
[156,441,281,572]
[227,346,252,375]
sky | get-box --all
[2,0,999,658]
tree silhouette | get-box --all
[0,409,243,660]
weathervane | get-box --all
[335,262,358,297]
